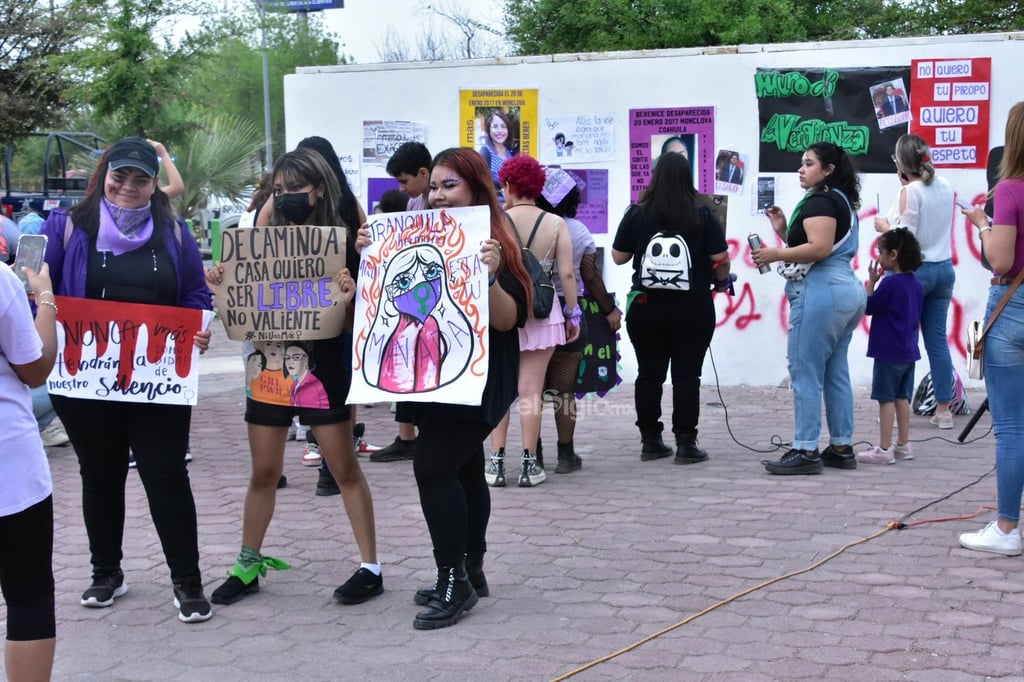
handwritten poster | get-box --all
[362,120,427,165]
[574,294,621,398]
[755,66,910,173]
[540,114,617,163]
[911,57,991,169]
[349,206,491,405]
[214,225,348,342]
[48,297,212,406]
[628,107,715,201]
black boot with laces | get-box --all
[413,561,479,630]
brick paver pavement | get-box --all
[3,326,1020,681]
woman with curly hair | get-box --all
[486,155,580,488]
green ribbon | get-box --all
[226,555,291,585]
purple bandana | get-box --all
[97,197,155,256]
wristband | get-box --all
[563,304,582,325]
[978,226,992,236]
[37,290,53,299]
[713,273,737,296]
[37,299,59,314]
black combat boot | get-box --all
[674,432,710,464]
[413,560,479,630]
[555,441,582,474]
[414,550,489,606]
[640,429,673,461]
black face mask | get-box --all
[274,192,315,224]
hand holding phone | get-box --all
[14,234,48,292]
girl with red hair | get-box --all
[486,154,580,489]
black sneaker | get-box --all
[81,570,128,608]
[821,444,857,469]
[762,448,823,475]
[211,575,260,605]
[333,567,383,604]
[369,437,416,462]
[315,468,340,496]
[173,579,213,623]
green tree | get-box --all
[172,115,263,219]
[503,0,1018,54]
[0,1,91,142]
[183,10,345,167]
[71,0,217,149]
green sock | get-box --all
[237,546,263,572]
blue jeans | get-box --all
[986,285,1024,522]
[914,260,955,403]
[786,262,866,451]
[31,385,55,430]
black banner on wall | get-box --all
[756,66,912,173]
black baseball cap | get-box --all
[107,137,159,177]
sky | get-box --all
[190,0,507,64]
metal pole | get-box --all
[259,2,274,169]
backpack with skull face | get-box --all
[640,232,693,291]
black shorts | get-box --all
[244,397,351,427]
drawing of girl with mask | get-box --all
[365,244,474,393]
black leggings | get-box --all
[52,396,201,584]
[1,496,55,641]
[413,420,492,566]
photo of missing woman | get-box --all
[475,108,521,187]
[651,133,698,189]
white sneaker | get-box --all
[856,445,895,465]
[484,452,506,487]
[893,442,913,460]
[930,413,954,429]
[301,443,322,467]
[517,452,546,487]
[959,521,1022,556]
[40,421,70,447]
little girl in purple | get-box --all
[858,228,924,464]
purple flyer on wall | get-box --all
[564,169,609,234]
[628,107,716,202]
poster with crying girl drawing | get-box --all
[348,205,491,406]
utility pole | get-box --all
[258,1,273,169]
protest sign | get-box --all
[215,224,347,342]
[48,296,213,406]
[350,206,491,405]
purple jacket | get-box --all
[41,209,212,310]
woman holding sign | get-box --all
[206,148,384,608]
[407,147,531,629]
[39,137,215,623]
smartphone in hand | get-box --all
[14,233,48,291]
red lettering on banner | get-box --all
[56,297,198,387]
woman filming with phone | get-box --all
[1,257,58,682]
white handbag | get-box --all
[968,269,1024,380]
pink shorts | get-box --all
[518,304,566,351]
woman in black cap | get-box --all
[38,137,215,623]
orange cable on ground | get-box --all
[551,524,894,681]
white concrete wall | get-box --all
[283,32,1024,387]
